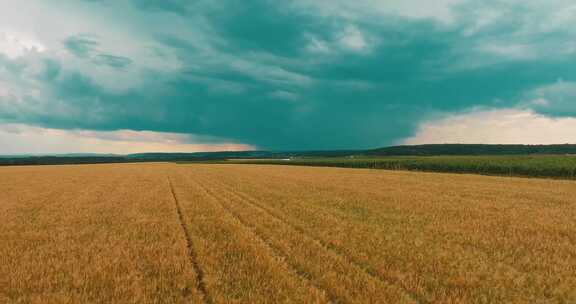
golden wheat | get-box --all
[2,163,575,303]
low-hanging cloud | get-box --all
[404,108,576,145]
[0,123,254,154]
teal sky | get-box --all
[1,0,576,153]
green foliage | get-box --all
[367,144,576,156]
[233,156,576,179]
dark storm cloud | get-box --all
[2,0,576,149]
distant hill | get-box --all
[126,151,272,160]
[0,150,359,166]
[3,144,576,166]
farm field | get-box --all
[228,155,576,180]
[1,163,576,303]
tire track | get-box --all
[167,175,212,304]
[222,170,533,302]
[189,175,335,304]
[210,174,426,304]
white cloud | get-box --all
[0,31,46,59]
[461,8,503,36]
[0,123,255,155]
[0,1,183,93]
[524,81,576,113]
[530,81,576,100]
[268,90,299,102]
[230,59,312,87]
[428,0,576,71]
[378,0,461,22]
[338,26,370,52]
[305,25,373,55]
[305,35,332,54]
[480,43,536,60]
[293,0,462,23]
[0,82,11,98]
[404,108,576,145]
[529,98,550,107]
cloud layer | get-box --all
[1,0,576,152]
[404,108,576,145]
[0,123,253,155]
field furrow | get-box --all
[167,176,211,304]
[189,169,419,303]
[192,174,334,303]
[168,167,327,303]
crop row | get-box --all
[230,155,576,179]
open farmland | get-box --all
[2,163,576,303]
[228,155,576,180]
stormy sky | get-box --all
[1,0,576,153]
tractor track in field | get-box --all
[167,175,212,304]
[225,172,530,301]
[211,176,427,304]
[190,176,336,304]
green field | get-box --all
[227,155,576,179]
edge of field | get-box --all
[176,155,576,181]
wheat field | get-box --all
[1,163,575,303]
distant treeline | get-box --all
[4,144,576,166]
[367,144,576,156]
[0,156,134,166]
[0,150,359,166]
